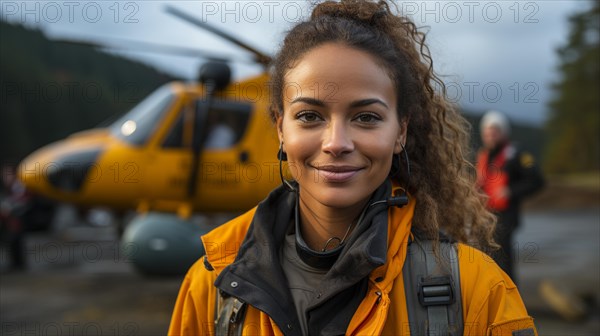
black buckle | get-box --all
[418,275,455,306]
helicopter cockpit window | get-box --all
[110,85,174,146]
[162,112,185,148]
[197,100,252,149]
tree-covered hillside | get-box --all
[545,0,600,174]
[0,21,173,163]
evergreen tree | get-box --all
[545,0,600,174]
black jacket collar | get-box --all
[214,181,392,336]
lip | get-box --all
[312,165,364,183]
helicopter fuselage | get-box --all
[18,76,281,218]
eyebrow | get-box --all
[290,97,389,109]
[290,97,325,107]
[349,98,388,109]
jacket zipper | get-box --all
[352,291,383,335]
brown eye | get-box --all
[296,111,323,123]
[354,113,382,124]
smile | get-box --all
[312,165,364,183]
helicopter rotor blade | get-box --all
[55,36,256,64]
[164,5,272,66]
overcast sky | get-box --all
[1,1,592,125]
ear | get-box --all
[276,114,284,143]
[394,120,408,154]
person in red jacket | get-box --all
[477,110,545,281]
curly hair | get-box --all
[269,0,497,252]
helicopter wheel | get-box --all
[120,212,207,276]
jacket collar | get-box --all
[210,184,300,334]
[201,206,258,271]
[201,182,415,275]
[368,189,415,293]
[200,180,416,334]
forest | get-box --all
[0,21,173,163]
[544,0,600,174]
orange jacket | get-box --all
[168,197,537,336]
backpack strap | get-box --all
[403,238,463,336]
[214,291,247,336]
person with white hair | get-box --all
[476,110,545,281]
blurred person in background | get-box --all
[205,113,236,150]
[1,163,29,270]
[476,111,545,281]
[1,162,56,271]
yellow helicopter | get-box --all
[17,6,281,274]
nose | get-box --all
[322,119,354,157]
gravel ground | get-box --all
[1,208,598,336]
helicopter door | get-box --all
[140,98,195,212]
[191,99,253,211]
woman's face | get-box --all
[278,43,406,209]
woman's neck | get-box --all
[298,189,368,251]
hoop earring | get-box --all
[278,142,295,191]
[400,142,411,192]
[382,143,411,207]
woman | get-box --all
[169,1,537,335]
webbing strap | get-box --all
[215,294,247,336]
[403,239,463,336]
[424,242,450,336]
[428,306,449,335]
[448,242,463,336]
